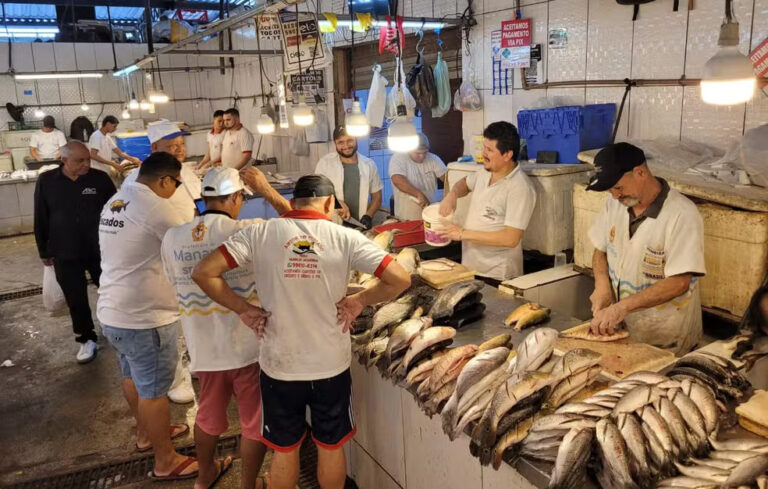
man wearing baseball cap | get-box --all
[192,174,411,489]
[161,167,289,489]
[586,142,705,353]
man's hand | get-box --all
[590,302,628,336]
[589,287,614,316]
[129,156,141,165]
[240,167,270,195]
[438,194,456,217]
[239,304,272,338]
[437,220,463,241]
[338,201,351,220]
[41,258,54,267]
[337,295,365,333]
[360,215,373,230]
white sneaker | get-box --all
[76,340,97,364]
[168,368,195,404]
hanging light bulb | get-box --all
[80,103,89,111]
[34,108,45,118]
[701,17,756,105]
[388,91,418,152]
[128,96,139,110]
[139,99,151,111]
[121,108,131,119]
[292,95,314,127]
[148,90,170,104]
[256,113,275,134]
[147,103,156,114]
[345,99,370,137]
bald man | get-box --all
[34,142,117,363]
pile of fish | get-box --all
[521,351,753,489]
[428,280,487,328]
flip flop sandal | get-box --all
[135,423,190,452]
[204,457,233,489]
[149,456,198,481]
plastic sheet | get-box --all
[432,51,451,118]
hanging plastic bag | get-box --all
[305,107,330,143]
[432,51,451,118]
[42,265,66,312]
[366,65,388,128]
[454,57,482,112]
[406,53,435,115]
[290,129,310,156]
[386,58,417,122]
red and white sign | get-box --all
[501,19,531,48]
[750,37,768,78]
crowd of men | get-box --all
[32,107,707,488]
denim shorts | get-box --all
[102,322,178,399]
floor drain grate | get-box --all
[0,286,43,302]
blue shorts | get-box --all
[103,323,178,399]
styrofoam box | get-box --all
[0,154,12,173]
[2,129,38,150]
[448,162,591,256]
[11,148,29,170]
[573,183,768,317]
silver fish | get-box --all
[550,348,603,383]
[658,396,692,458]
[666,388,708,451]
[404,350,448,386]
[514,328,559,373]
[367,295,418,340]
[456,353,517,418]
[689,457,737,471]
[596,418,638,489]
[555,402,612,418]
[611,385,664,417]
[672,462,728,484]
[622,371,668,385]
[710,450,768,463]
[641,418,672,472]
[385,317,432,361]
[616,413,652,485]
[362,337,390,367]
[708,437,768,452]
[655,476,719,488]
[428,280,485,320]
[530,413,597,433]
[452,395,490,440]
[395,247,420,274]
[547,365,601,408]
[548,427,594,489]
[639,405,679,457]
[679,379,719,435]
[400,327,456,374]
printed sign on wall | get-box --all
[750,37,768,77]
[278,10,329,72]
[501,19,532,48]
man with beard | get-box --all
[315,126,382,228]
[586,142,706,354]
[221,108,254,170]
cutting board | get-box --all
[555,323,676,381]
[418,259,476,289]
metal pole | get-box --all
[107,6,118,69]
[145,0,153,54]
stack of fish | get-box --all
[527,353,753,489]
[428,280,487,329]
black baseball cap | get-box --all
[586,143,647,192]
[293,174,342,209]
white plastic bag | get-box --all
[740,124,768,187]
[289,129,310,156]
[305,107,330,143]
[42,265,66,312]
[366,65,388,128]
[386,58,417,122]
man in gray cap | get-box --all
[388,133,447,220]
[586,142,705,353]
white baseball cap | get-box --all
[201,167,253,197]
[147,119,190,144]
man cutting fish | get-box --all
[586,143,706,354]
[192,175,411,489]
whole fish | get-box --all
[641,418,673,472]
[725,454,768,487]
[514,328,559,373]
[639,405,679,457]
[555,402,611,418]
[362,337,389,368]
[658,396,693,458]
[494,402,541,444]
[428,280,485,320]
[504,302,551,331]
[455,352,517,417]
[710,450,768,463]
[689,457,737,471]
[550,348,603,383]
[547,365,602,408]
[709,437,768,452]
[478,334,512,352]
[581,396,619,409]
[453,390,494,440]
[666,387,708,450]
[679,378,719,434]
[560,322,629,342]
[426,345,478,397]
[529,413,597,433]
[404,350,447,386]
[373,230,394,251]
[611,385,664,418]
[622,371,668,384]
[385,317,433,362]
[492,417,536,471]
[365,295,418,342]
[548,427,594,489]
[595,418,638,489]
[672,462,728,484]
[441,347,509,436]
[655,476,719,488]
[400,327,456,374]
[395,247,420,274]
[423,379,457,416]
[670,368,745,401]
[616,413,652,486]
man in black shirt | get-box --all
[34,141,116,363]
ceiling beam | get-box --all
[165,49,283,56]
[11,0,223,9]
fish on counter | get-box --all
[478,334,512,352]
[384,317,433,363]
[560,322,629,342]
[513,327,559,373]
[372,230,394,251]
[548,426,594,489]
[595,418,638,489]
[404,350,447,387]
[504,302,551,331]
[398,327,457,376]
[428,280,485,320]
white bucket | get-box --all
[422,204,452,247]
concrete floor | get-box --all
[0,234,270,488]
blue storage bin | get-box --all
[517,104,616,164]
[115,133,152,162]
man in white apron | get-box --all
[389,133,447,220]
[587,143,706,354]
[437,122,536,284]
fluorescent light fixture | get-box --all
[14,72,103,80]
[148,90,170,103]
[80,103,89,111]
[318,19,445,30]
[34,108,45,118]
[701,19,756,105]
[139,99,151,111]
[2,27,59,33]
[128,98,140,110]
[113,64,139,77]
[345,100,370,137]
[256,113,275,134]
[0,32,55,38]
[292,96,314,127]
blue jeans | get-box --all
[103,322,178,399]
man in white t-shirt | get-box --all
[315,126,383,228]
[389,133,447,220]
[438,122,536,283]
[586,143,706,354]
[221,108,254,170]
[162,168,289,489]
[98,152,198,481]
[195,110,226,173]
[30,115,67,161]
[88,115,141,180]
[192,175,411,489]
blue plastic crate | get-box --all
[517,104,616,164]
[115,133,152,162]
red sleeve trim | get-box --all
[312,427,356,450]
[242,151,253,154]
[260,430,307,453]
[374,255,394,278]
[218,244,238,269]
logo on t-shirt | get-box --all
[192,222,206,242]
[609,226,616,243]
[109,200,130,213]
[292,239,317,255]
[82,188,97,195]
